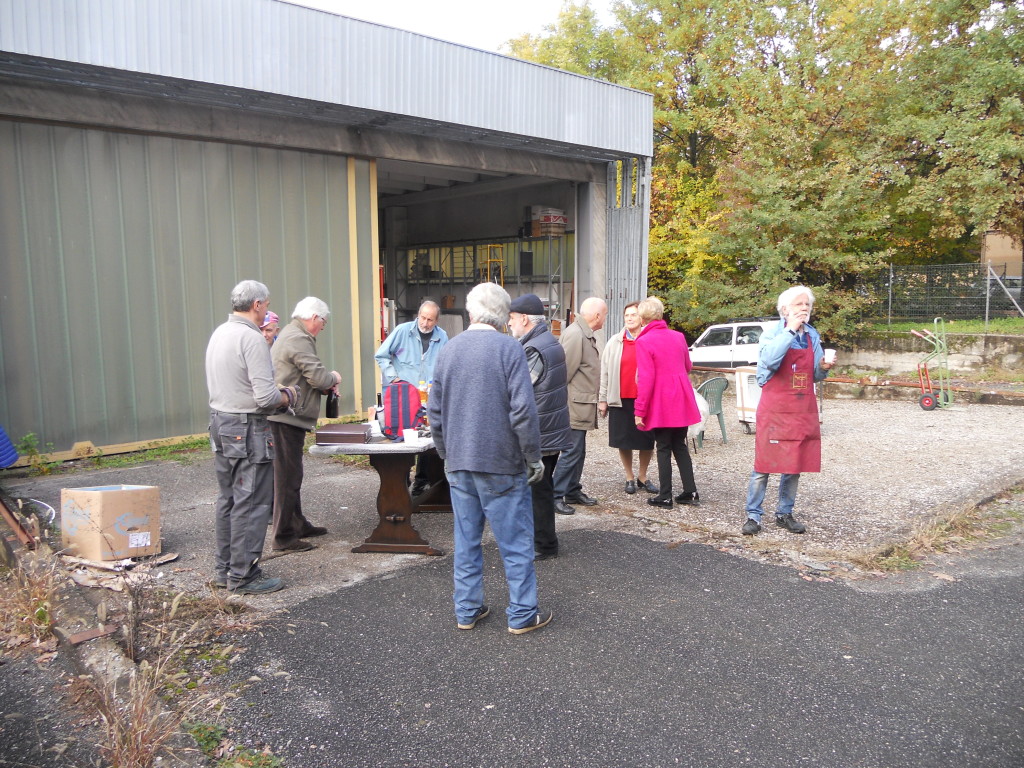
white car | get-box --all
[688,320,776,369]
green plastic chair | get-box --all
[695,376,730,449]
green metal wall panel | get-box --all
[0,121,370,453]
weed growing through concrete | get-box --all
[845,487,1024,572]
[184,721,285,767]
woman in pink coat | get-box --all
[633,296,703,509]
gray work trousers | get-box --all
[210,411,275,588]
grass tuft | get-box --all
[0,554,62,646]
[845,494,1023,572]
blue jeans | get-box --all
[745,471,800,521]
[447,469,539,629]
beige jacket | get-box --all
[268,319,336,430]
[560,315,600,430]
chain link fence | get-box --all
[860,263,1024,323]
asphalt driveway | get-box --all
[216,528,1023,768]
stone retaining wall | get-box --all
[841,332,1024,373]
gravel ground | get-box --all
[566,392,1024,566]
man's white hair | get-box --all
[466,282,510,328]
[292,296,331,320]
[776,286,815,317]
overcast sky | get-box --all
[283,0,614,53]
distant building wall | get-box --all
[983,230,1023,279]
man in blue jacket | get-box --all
[374,300,448,387]
[375,300,449,494]
[742,286,835,536]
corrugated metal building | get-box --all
[0,0,653,455]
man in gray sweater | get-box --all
[205,280,296,595]
[428,282,552,634]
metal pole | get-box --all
[985,264,991,334]
[887,263,893,325]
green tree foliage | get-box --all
[506,0,1024,339]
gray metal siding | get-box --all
[0,120,376,451]
[606,158,650,326]
[0,0,652,158]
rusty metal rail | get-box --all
[0,488,37,550]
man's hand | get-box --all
[526,459,545,486]
[786,310,809,334]
[278,385,300,413]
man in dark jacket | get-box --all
[509,293,573,561]
[268,296,341,553]
[428,282,552,635]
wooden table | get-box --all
[309,436,450,556]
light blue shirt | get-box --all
[374,320,448,386]
[756,319,829,387]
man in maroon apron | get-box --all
[742,286,836,535]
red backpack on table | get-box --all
[380,381,426,439]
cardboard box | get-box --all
[61,485,161,561]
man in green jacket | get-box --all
[268,297,341,552]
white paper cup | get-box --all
[402,428,419,444]
[823,348,836,364]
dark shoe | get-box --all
[534,550,558,561]
[301,525,328,537]
[674,491,701,506]
[211,574,227,589]
[272,539,315,552]
[508,609,553,635]
[775,514,807,534]
[554,500,576,516]
[624,480,637,495]
[564,492,598,506]
[637,479,659,494]
[457,605,490,630]
[742,518,762,536]
[647,496,672,509]
[229,575,284,595]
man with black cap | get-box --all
[508,294,573,560]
